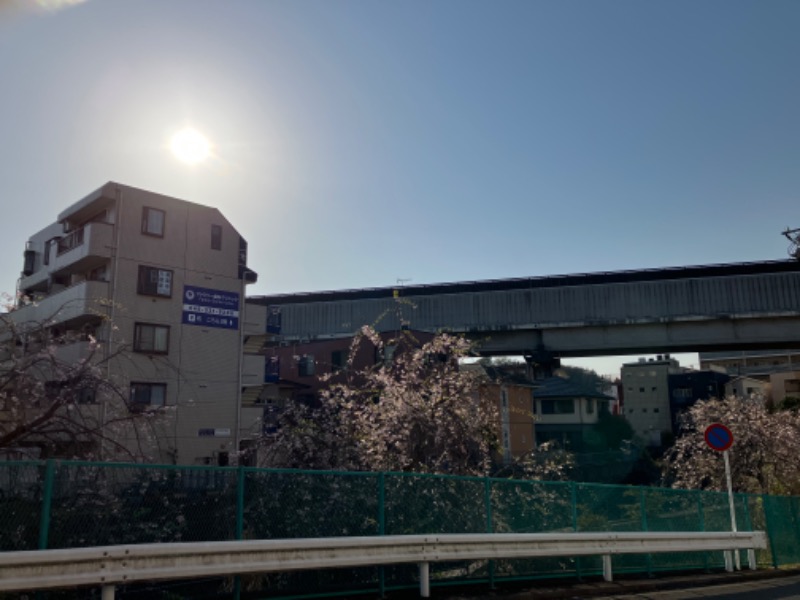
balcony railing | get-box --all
[56,228,85,256]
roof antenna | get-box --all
[782,227,800,260]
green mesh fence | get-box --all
[2,459,800,599]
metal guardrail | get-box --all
[0,531,768,599]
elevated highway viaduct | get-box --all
[248,260,800,364]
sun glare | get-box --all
[170,128,212,165]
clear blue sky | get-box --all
[1,0,798,376]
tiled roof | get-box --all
[533,376,614,400]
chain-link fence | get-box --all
[1,459,798,598]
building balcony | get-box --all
[9,280,111,330]
[241,354,266,386]
[18,222,114,293]
[52,221,113,276]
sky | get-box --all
[1,0,798,377]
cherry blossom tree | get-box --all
[261,327,501,476]
[662,395,800,495]
[0,306,166,460]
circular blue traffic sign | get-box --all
[704,423,734,452]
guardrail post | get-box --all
[38,459,56,550]
[101,584,115,600]
[485,477,495,589]
[602,554,613,582]
[571,481,582,581]
[419,562,430,597]
[233,465,245,600]
[378,472,386,598]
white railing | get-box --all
[0,531,767,599]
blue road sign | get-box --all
[182,285,240,330]
[704,423,734,452]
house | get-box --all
[6,182,259,464]
[463,363,536,464]
[531,375,613,452]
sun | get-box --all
[170,128,212,165]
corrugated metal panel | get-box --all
[271,271,800,338]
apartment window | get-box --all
[142,207,165,237]
[298,355,315,377]
[137,266,173,297]
[134,323,170,354]
[129,382,166,410]
[541,399,575,414]
[211,224,222,250]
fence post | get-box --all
[38,459,56,550]
[571,482,582,581]
[697,491,709,572]
[640,488,652,577]
[762,494,780,568]
[484,477,495,589]
[233,466,245,600]
[378,472,386,598]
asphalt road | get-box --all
[593,574,800,599]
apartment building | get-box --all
[620,356,683,446]
[8,182,258,464]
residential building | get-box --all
[620,356,683,446]
[724,376,770,400]
[770,370,800,405]
[7,182,258,464]
[668,370,730,434]
[532,376,613,452]
[699,350,800,378]
[464,364,536,463]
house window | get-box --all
[211,224,222,250]
[142,207,165,237]
[137,266,173,297]
[586,398,594,414]
[331,349,347,372]
[298,355,315,377]
[129,382,166,410]
[134,323,170,354]
[541,399,575,414]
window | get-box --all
[639,387,645,393]
[137,266,173,297]
[541,399,575,414]
[211,224,222,250]
[298,355,315,377]
[653,408,660,413]
[134,323,170,354]
[142,207,165,237]
[586,398,594,414]
[129,383,166,410]
[331,349,346,372]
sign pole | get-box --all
[704,423,739,571]
[723,449,741,570]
